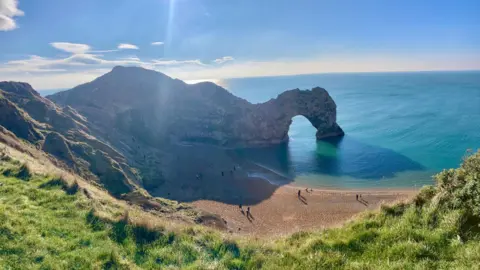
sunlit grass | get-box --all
[0,151,479,269]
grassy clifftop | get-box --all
[1,150,479,269]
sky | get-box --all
[0,0,479,90]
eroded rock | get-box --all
[49,66,343,147]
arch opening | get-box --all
[288,115,317,142]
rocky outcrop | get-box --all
[42,132,75,165]
[0,66,344,201]
[0,81,139,197]
[69,142,135,195]
[0,81,87,133]
[49,66,343,147]
[0,95,43,142]
[219,87,344,145]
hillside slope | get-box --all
[1,66,344,204]
[1,145,479,269]
[0,81,141,196]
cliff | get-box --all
[1,66,343,201]
[49,66,343,147]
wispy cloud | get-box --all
[213,56,234,64]
[90,49,119,53]
[50,42,120,54]
[121,56,141,62]
[0,41,207,77]
[151,59,205,66]
[151,41,164,46]
[50,42,91,54]
[0,0,24,31]
[2,41,479,91]
[118,43,139,50]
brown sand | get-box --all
[192,185,416,237]
[143,143,417,236]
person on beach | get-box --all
[247,207,251,217]
[239,204,242,210]
[298,190,301,197]
[356,194,358,200]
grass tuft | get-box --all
[39,174,79,195]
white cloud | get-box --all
[0,0,24,31]
[50,42,91,54]
[151,59,204,66]
[2,44,480,91]
[213,56,234,64]
[0,46,204,77]
[118,43,139,50]
[151,41,164,46]
[90,49,119,53]
[121,56,141,62]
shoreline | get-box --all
[281,182,419,194]
[192,183,417,237]
[242,159,424,193]
[147,143,420,236]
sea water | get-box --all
[225,71,480,189]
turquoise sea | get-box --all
[224,71,480,189]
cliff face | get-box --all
[1,66,343,200]
[221,87,344,145]
[0,81,140,196]
[49,66,343,147]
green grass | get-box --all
[1,151,479,269]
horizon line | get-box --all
[31,68,480,92]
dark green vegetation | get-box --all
[1,151,480,269]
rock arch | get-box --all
[225,87,344,146]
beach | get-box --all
[192,184,416,237]
[143,144,418,237]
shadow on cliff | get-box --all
[147,136,425,205]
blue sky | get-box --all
[0,0,479,90]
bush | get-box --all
[413,185,437,207]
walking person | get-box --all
[298,190,301,197]
[246,207,251,218]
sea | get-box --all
[222,71,480,189]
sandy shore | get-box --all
[192,185,416,237]
[144,143,418,236]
